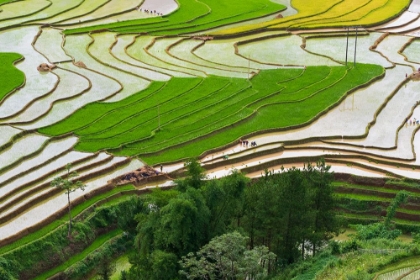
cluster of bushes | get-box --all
[0,194,144,279]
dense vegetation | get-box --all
[38,64,383,164]
[3,159,420,279]
[116,159,340,279]
[0,159,340,279]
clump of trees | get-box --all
[120,158,340,279]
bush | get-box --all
[346,269,371,280]
[341,240,359,253]
[353,223,401,240]
[329,240,341,255]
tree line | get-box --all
[118,158,340,280]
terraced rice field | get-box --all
[2,0,420,276]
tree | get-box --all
[51,163,86,238]
[180,231,276,280]
[278,167,312,263]
[177,158,206,191]
[95,256,116,280]
[154,188,210,257]
[305,159,340,256]
[203,170,248,238]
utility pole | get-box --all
[345,27,349,66]
[354,26,358,66]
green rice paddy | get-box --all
[0,52,24,102]
[63,0,285,35]
[39,64,383,164]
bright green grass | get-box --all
[0,184,135,256]
[64,0,285,35]
[0,52,24,102]
[33,229,123,280]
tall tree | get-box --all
[305,159,340,256]
[203,170,248,238]
[278,167,312,263]
[51,163,86,238]
[177,158,206,191]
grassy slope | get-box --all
[63,0,285,35]
[37,64,383,164]
[0,52,25,102]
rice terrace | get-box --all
[5,0,420,279]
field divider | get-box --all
[398,36,417,68]
[374,12,420,31]
[234,33,296,67]
[4,64,93,125]
[19,0,88,26]
[37,230,124,280]
[0,152,103,210]
[0,138,77,188]
[111,34,173,79]
[77,78,203,140]
[135,65,384,164]
[0,27,60,119]
[290,0,374,29]
[48,0,113,26]
[54,0,139,27]
[0,1,52,28]
[286,144,415,167]
[0,179,172,250]
[0,133,51,176]
[145,36,207,76]
[190,37,261,71]
[167,37,252,74]
[0,153,115,221]
[131,67,348,154]
[0,156,131,227]
[62,34,125,102]
[80,79,231,145]
[126,34,198,76]
[90,32,153,82]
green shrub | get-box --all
[353,223,402,241]
[345,269,371,280]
